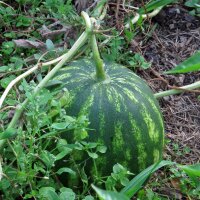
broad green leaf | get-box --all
[87,151,98,159]
[51,122,69,130]
[165,51,200,74]
[0,128,17,140]
[97,145,107,153]
[92,184,129,200]
[120,160,175,198]
[57,139,68,151]
[60,187,75,200]
[179,163,200,177]
[39,187,60,200]
[139,0,177,14]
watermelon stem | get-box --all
[91,21,106,81]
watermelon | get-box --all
[52,59,164,179]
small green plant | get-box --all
[185,0,200,16]
[169,164,200,199]
[128,53,151,69]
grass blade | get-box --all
[92,184,129,200]
[165,51,200,74]
[139,0,177,14]
[120,160,175,198]
[179,163,200,177]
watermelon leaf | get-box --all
[120,160,175,198]
[92,184,130,200]
[164,51,200,74]
[138,0,177,14]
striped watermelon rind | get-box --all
[52,59,164,179]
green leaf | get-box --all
[16,15,32,27]
[51,122,69,130]
[40,151,56,169]
[39,187,60,200]
[86,142,98,149]
[179,163,200,187]
[55,148,72,160]
[0,75,16,88]
[87,151,98,159]
[0,128,17,140]
[0,66,9,72]
[113,163,125,174]
[97,145,107,153]
[185,0,199,7]
[138,0,177,14]
[59,187,75,200]
[83,196,95,200]
[46,39,55,50]
[56,167,76,176]
[179,163,200,177]
[120,160,175,198]
[165,51,200,74]
[57,139,68,151]
[92,184,130,200]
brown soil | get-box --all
[143,5,200,165]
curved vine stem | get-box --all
[154,80,200,99]
[125,6,163,28]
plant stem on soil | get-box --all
[154,80,200,98]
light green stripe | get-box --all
[121,87,138,103]
[99,111,105,137]
[144,97,164,134]
[125,149,132,162]
[53,73,72,80]
[106,87,114,104]
[112,121,127,167]
[107,87,124,112]
[129,114,147,170]
[113,78,144,97]
[79,91,95,116]
[65,76,90,85]
[141,103,159,143]
[112,121,124,151]
[153,149,160,162]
